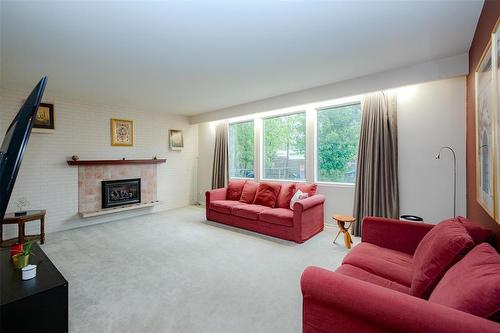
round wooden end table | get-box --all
[332,215,355,249]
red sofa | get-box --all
[301,217,500,333]
[205,181,325,243]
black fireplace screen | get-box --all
[102,178,141,209]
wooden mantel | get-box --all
[67,159,166,166]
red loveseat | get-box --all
[301,217,500,333]
[206,181,325,243]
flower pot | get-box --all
[12,254,30,269]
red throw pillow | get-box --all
[276,183,296,208]
[411,219,474,298]
[226,180,246,201]
[429,243,500,319]
[297,183,317,197]
[253,182,281,208]
[239,181,259,203]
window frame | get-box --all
[260,110,308,182]
[228,119,256,180]
[314,101,362,186]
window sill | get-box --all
[315,181,355,189]
[260,178,306,183]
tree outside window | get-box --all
[263,113,306,180]
[317,103,361,183]
[229,121,255,178]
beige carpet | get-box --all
[41,206,359,333]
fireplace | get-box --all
[102,178,141,209]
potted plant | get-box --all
[11,242,33,269]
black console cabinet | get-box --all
[1,243,68,332]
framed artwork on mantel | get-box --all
[475,16,500,225]
[110,118,134,146]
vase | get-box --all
[12,254,30,269]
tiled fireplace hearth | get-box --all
[68,159,166,217]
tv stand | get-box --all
[1,243,68,332]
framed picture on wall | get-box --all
[169,129,183,150]
[475,40,495,218]
[110,118,134,146]
[32,103,55,134]
[494,18,500,223]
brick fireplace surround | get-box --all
[78,165,156,213]
[68,159,166,215]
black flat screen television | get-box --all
[0,77,47,221]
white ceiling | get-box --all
[0,1,483,116]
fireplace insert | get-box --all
[102,178,141,209]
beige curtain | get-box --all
[353,91,399,236]
[211,121,229,189]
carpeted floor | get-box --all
[41,206,359,333]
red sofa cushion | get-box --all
[259,208,294,227]
[429,243,500,318]
[226,180,246,201]
[342,242,413,286]
[336,263,410,294]
[253,182,281,208]
[296,183,317,196]
[276,183,296,208]
[232,204,269,220]
[209,200,243,214]
[456,216,494,244]
[411,219,474,298]
[239,181,259,203]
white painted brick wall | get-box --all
[0,88,198,238]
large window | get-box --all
[317,103,361,183]
[229,121,255,178]
[263,112,306,180]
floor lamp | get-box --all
[435,146,457,217]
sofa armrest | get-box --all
[205,188,227,205]
[301,266,500,333]
[361,216,434,255]
[294,194,325,211]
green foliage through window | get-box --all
[229,121,255,178]
[263,113,306,180]
[317,103,361,183]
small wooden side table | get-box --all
[332,215,355,249]
[1,210,45,247]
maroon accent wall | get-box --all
[466,1,500,244]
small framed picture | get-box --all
[33,103,55,133]
[111,118,134,146]
[169,129,183,150]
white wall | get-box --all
[0,88,198,237]
[398,77,466,221]
[190,53,468,124]
[196,121,216,204]
[196,77,467,224]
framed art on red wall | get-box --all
[475,39,495,218]
[476,16,500,225]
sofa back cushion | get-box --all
[411,219,474,299]
[239,181,259,203]
[226,180,246,201]
[276,183,296,208]
[429,243,500,319]
[253,182,281,208]
[296,183,317,197]
[456,216,494,244]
